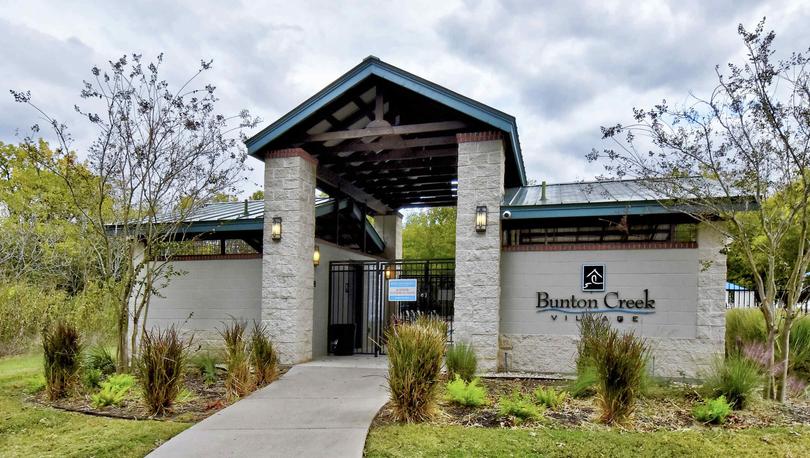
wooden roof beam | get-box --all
[306,120,466,142]
[316,166,390,214]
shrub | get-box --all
[85,346,116,376]
[219,320,254,399]
[250,321,279,386]
[533,386,567,410]
[386,316,447,422]
[693,395,732,424]
[82,367,104,389]
[42,321,82,400]
[445,342,477,382]
[445,375,487,407]
[90,374,135,408]
[190,352,220,386]
[789,315,810,378]
[703,355,761,409]
[136,326,189,415]
[725,309,766,355]
[497,392,542,421]
[592,328,649,425]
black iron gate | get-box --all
[328,259,455,356]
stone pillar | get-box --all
[694,222,727,370]
[453,132,505,373]
[262,148,317,364]
[375,212,403,260]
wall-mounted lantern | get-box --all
[475,206,488,233]
[313,245,321,267]
[385,265,396,279]
[271,217,282,241]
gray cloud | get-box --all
[1,0,807,193]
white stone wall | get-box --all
[262,151,317,364]
[454,135,505,372]
[499,224,726,378]
[312,241,378,357]
[143,258,261,345]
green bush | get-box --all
[693,395,732,424]
[789,315,810,378]
[592,328,649,425]
[497,392,543,421]
[445,375,487,407]
[725,309,767,355]
[703,355,761,409]
[219,320,254,399]
[190,352,220,386]
[136,326,189,415]
[576,314,612,373]
[0,281,116,355]
[386,316,447,422]
[82,367,103,389]
[85,346,116,376]
[250,321,278,386]
[446,342,477,382]
[42,321,82,400]
[90,374,135,408]
[533,386,567,410]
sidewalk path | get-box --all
[149,356,389,458]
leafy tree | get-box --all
[249,189,264,201]
[588,20,810,401]
[402,207,456,259]
[12,54,259,370]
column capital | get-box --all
[266,147,318,165]
[456,131,503,143]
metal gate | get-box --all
[327,259,455,356]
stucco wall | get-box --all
[144,257,262,345]
[499,224,726,378]
[312,241,378,357]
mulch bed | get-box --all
[372,376,810,431]
[32,366,289,422]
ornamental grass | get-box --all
[136,326,190,415]
[250,321,279,386]
[42,321,82,400]
[219,320,254,399]
[592,327,649,425]
[446,342,477,382]
[386,315,447,422]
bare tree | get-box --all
[12,54,260,370]
[588,20,810,401]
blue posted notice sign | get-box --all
[388,278,417,302]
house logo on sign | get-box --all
[582,264,605,292]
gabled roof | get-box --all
[245,56,526,187]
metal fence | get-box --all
[328,259,455,356]
[726,287,810,313]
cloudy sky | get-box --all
[1,0,808,196]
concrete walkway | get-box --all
[149,356,389,458]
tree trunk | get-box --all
[765,327,777,400]
[777,317,792,402]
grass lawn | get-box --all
[365,424,810,457]
[0,353,190,458]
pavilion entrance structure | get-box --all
[245,56,526,369]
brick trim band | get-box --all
[156,253,262,261]
[266,148,318,165]
[502,241,698,252]
[456,131,503,143]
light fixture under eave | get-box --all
[313,245,321,266]
[475,206,488,233]
[271,217,282,241]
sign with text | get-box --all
[388,278,417,302]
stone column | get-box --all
[694,222,727,370]
[262,148,317,364]
[374,212,403,260]
[453,132,505,373]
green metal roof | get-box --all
[245,56,526,186]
